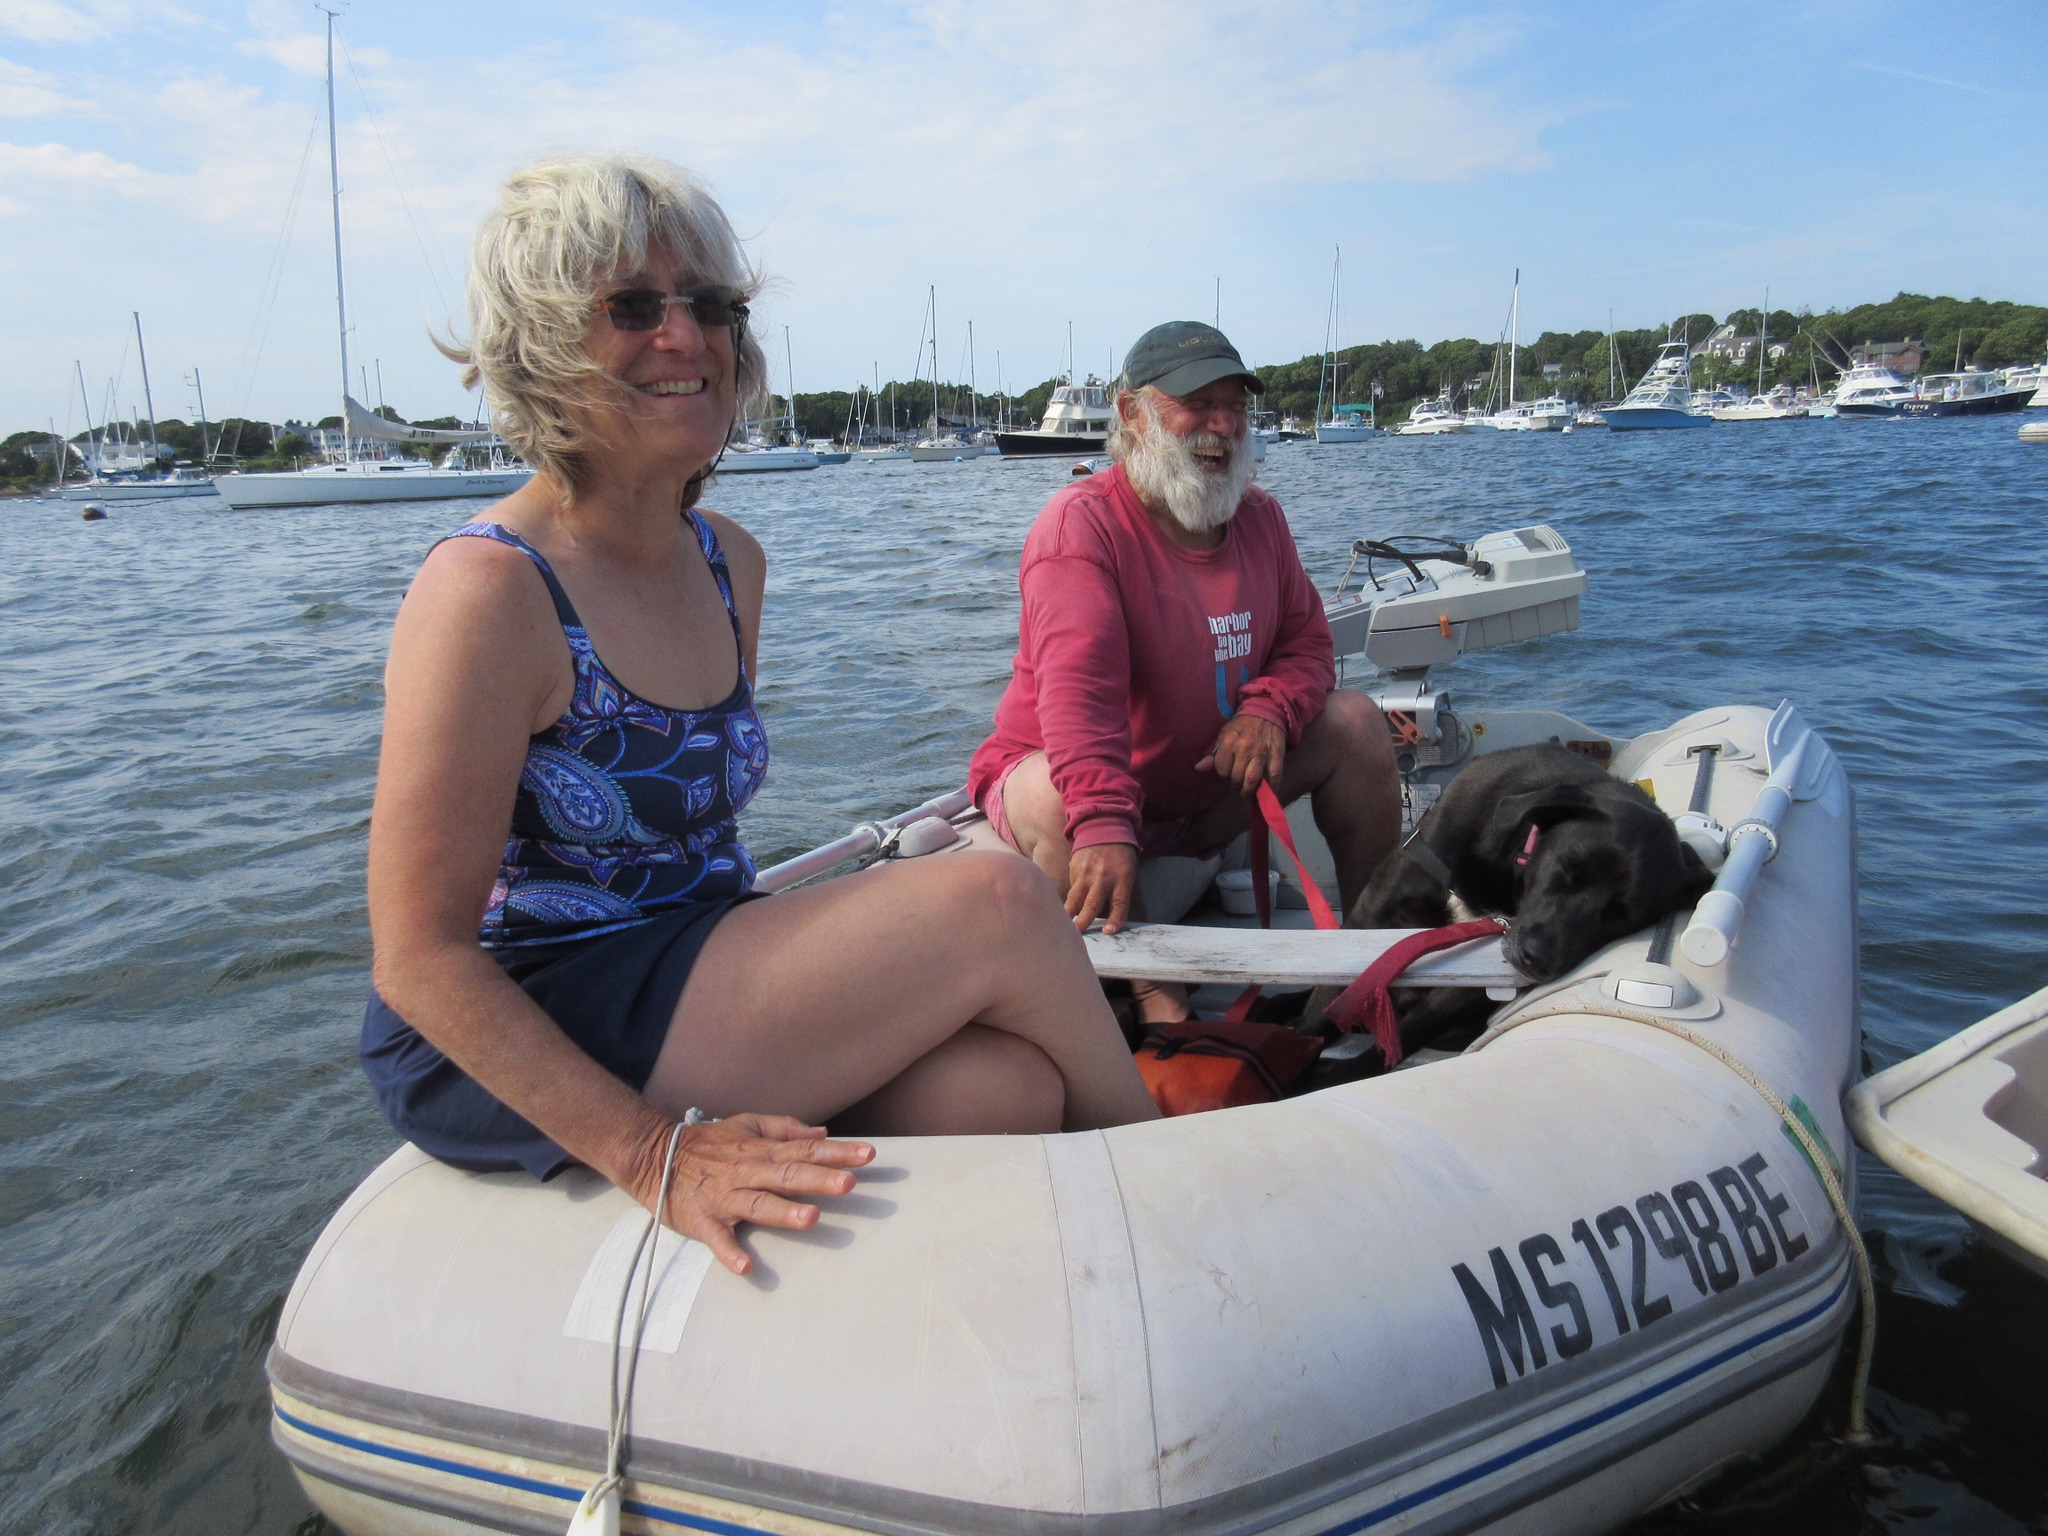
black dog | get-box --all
[1310,743,1714,1055]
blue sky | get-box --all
[2,1,2042,434]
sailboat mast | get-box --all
[1508,271,1519,411]
[783,325,796,442]
[321,8,351,462]
[929,287,940,434]
[968,320,977,432]
[1758,287,1768,396]
[192,366,212,463]
[75,360,100,476]
[133,312,160,470]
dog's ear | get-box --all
[1489,782,1600,844]
[1676,840,1716,904]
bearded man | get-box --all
[968,321,1402,1024]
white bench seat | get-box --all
[1083,922,1522,989]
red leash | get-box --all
[1222,783,1507,1066]
[1321,918,1507,1068]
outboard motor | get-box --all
[1322,526,1586,776]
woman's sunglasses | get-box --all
[595,285,750,334]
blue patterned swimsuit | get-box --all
[360,510,770,1180]
[451,512,768,945]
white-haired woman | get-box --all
[363,155,1156,1275]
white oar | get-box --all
[753,789,973,893]
[1681,701,1834,967]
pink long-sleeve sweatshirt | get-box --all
[968,464,1335,851]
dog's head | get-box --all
[1489,782,1714,981]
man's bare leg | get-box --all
[1186,690,1402,914]
[1000,753,1191,1024]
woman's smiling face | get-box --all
[583,250,741,475]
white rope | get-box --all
[567,1108,711,1535]
[1468,1002,1876,1446]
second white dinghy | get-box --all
[269,530,1871,1536]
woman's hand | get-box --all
[633,1114,876,1275]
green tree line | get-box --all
[12,293,2043,480]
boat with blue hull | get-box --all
[1605,342,1713,431]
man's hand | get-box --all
[1197,713,1286,797]
[1066,841,1140,935]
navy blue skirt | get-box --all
[360,895,759,1180]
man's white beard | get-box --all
[1115,397,1256,533]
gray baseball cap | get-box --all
[1121,321,1264,398]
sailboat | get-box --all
[1314,249,1375,443]
[214,14,531,510]
[908,288,978,462]
[58,316,218,500]
[1482,274,1568,432]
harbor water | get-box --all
[2,416,2044,1532]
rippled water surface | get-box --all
[3,416,2045,1532]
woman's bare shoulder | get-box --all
[392,530,562,683]
[697,507,764,572]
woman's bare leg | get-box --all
[645,849,1158,1132]
[834,1025,1064,1136]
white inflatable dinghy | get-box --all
[271,532,1871,1536]
[1849,984,2048,1280]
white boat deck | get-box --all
[1849,984,2048,1279]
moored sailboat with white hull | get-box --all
[215,14,529,510]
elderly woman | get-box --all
[363,154,1157,1276]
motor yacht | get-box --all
[1394,395,1473,435]
[1832,363,1917,418]
[995,379,1112,457]
[1712,386,1806,422]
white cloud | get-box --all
[0,2,1561,422]
[0,0,197,44]
[0,137,155,195]
[0,56,66,115]
[0,0,102,43]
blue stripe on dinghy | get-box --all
[271,1405,769,1535]
[1313,1263,1855,1536]
[272,1261,1852,1536]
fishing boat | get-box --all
[270,527,1869,1536]
[1849,985,2048,1280]
[215,16,530,510]
[1897,369,2032,418]
[1605,341,1714,431]
[1395,395,1474,435]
